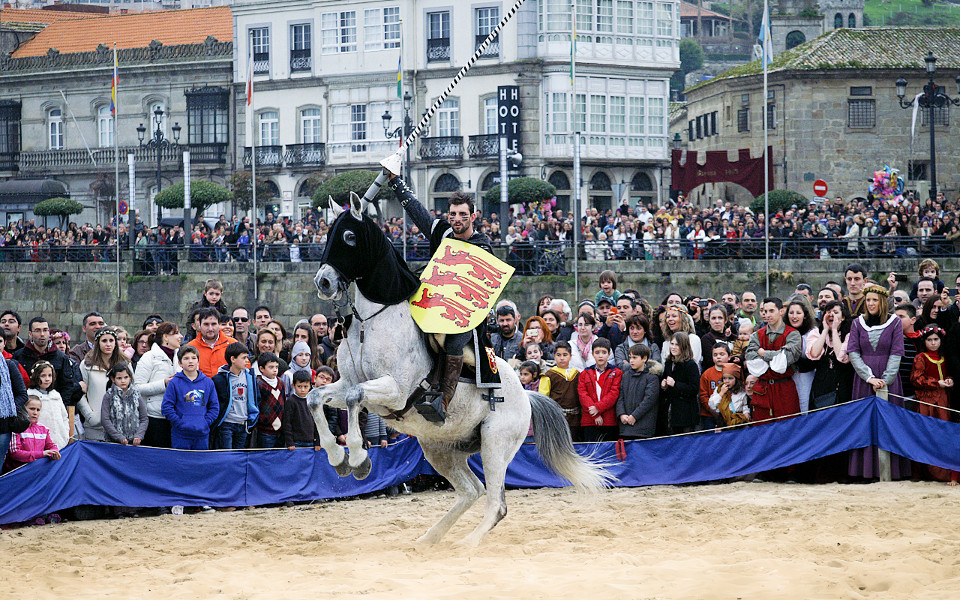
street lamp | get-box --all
[137,107,181,226]
[382,91,414,257]
[672,132,683,150]
[895,52,960,201]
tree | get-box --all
[154,180,232,224]
[33,197,83,229]
[672,38,706,91]
[229,170,274,212]
[750,189,810,215]
[311,169,392,209]
[483,177,556,209]
[299,170,330,200]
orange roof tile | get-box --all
[679,2,732,20]
[1,7,98,24]
[12,6,232,57]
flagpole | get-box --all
[762,0,770,297]
[399,19,407,262]
[113,43,120,298]
[571,0,580,304]
[248,31,258,300]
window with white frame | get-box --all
[484,97,498,134]
[575,0,592,40]
[97,105,114,147]
[648,96,664,134]
[301,108,322,143]
[638,1,654,35]
[616,1,634,44]
[427,11,451,62]
[541,0,670,45]
[251,27,270,74]
[609,95,625,145]
[259,111,279,146]
[574,93,586,132]
[364,6,400,51]
[590,95,606,133]
[322,10,357,54]
[290,23,311,72]
[477,6,500,55]
[437,99,459,137]
[596,0,614,41]
[628,96,644,145]
[542,0,572,39]
[656,3,674,37]
[48,108,63,150]
[551,92,568,141]
[351,104,366,151]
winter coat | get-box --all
[615,364,660,438]
[13,344,79,407]
[77,361,111,441]
[134,343,181,419]
[100,385,149,443]
[211,365,261,429]
[3,421,56,472]
[576,365,622,427]
[160,370,219,438]
[29,387,69,449]
[661,359,700,429]
[0,359,28,436]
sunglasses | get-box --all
[233,317,250,322]
[144,318,162,325]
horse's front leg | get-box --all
[306,383,350,476]
[343,376,402,480]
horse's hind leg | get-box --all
[417,441,484,545]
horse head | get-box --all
[315,192,374,301]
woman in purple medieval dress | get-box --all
[846,284,910,480]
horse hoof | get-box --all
[333,456,353,477]
[353,457,373,480]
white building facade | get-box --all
[233,0,679,220]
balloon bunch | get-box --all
[868,165,904,204]
[519,196,558,219]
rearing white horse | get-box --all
[306,192,613,546]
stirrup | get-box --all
[414,387,446,423]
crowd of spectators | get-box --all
[3,189,960,268]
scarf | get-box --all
[0,358,13,418]
[574,334,596,362]
[108,385,143,441]
[160,345,176,360]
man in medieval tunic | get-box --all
[386,171,493,422]
[745,297,802,421]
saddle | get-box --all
[425,323,501,390]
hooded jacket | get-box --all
[211,365,260,429]
[160,370,219,437]
[134,343,181,419]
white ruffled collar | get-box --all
[856,314,897,332]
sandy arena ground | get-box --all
[4,482,960,599]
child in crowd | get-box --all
[28,361,69,450]
[661,331,701,435]
[615,344,659,440]
[212,342,260,450]
[708,363,751,427]
[698,343,730,430]
[282,340,314,391]
[314,366,343,445]
[114,327,135,361]
[283,370,322,450]
[895,303,923,399]
[594,269,622,307]
[3,395,62,524]
[518,361,543,392]
[731,319,753,361]
[161,345,219,450]
[101,363,148,446]
[255,351,285,448]
[539,341,582,441]
[576,337,622,442]
[911,325,957,485]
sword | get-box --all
[360,0,529,205]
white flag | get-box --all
[757,5,773,68]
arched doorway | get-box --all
[589,171,612,213]
[432,173,461,215]
[834,13,843,29]
[479,171,500,216]
[261,180,282,220]
[547,170,571,216]
[848,13,856,28]
[630,171,655,206]
[786,30,806,50]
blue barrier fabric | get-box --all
[2,396,959,524]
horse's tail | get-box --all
[527,392,616,492]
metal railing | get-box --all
[427,37,450,62]
[0,152,18,172]
[243,145,283,168]
[253,52,270,74]
[290,48,311,72]
[284,143,326,168]
[475,34,499,57]
[419,136,463,161]
[188,142,228,164]
[467,134,499,158]
[19,145,182,170]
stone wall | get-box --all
[3,252,953,338]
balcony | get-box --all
[427,37,450,62]
[0,152,17,172]
[290,48,311,73]
[475,34,500,58]
[19,145,181,172]
[467,134,499,158]
[419,136,463,161]
[188,142,227,164]
[253,52,270,74]
[285,143,326,168]
[243,145,283,168]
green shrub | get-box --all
[311,170,392,209]
[483,177,557,208]
[154,180,232,222]
[34,197,83,228]
[750,189,810,215]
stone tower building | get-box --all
[770,0,864,55]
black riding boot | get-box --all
[440,354,464,411]
[414,354,463,424]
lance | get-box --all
[360,0,529,204]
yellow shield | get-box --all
[409,238,515,334]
